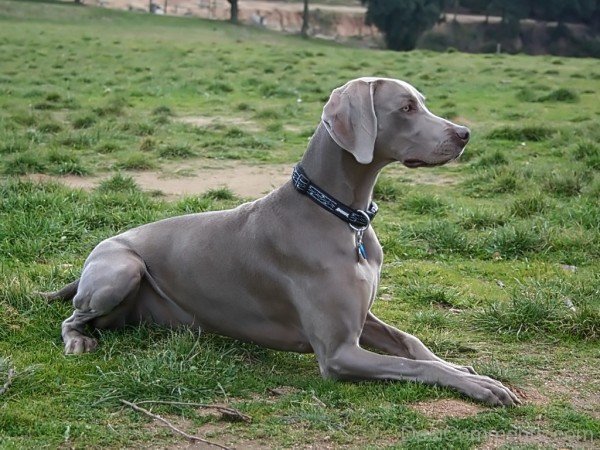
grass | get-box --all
[0,1,599,448]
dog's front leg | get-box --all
[319,343,520,406]
[359,312,478,374]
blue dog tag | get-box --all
[357,242,367,260]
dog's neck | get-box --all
[299,123,386,211]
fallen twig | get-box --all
[136,400,251,422]
[0,368,15,396]
[120,400,231,449]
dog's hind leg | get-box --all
[62,241,145,354]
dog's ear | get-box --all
[322,79,377,165]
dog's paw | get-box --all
[465,375,521,407]
[64,336,98,354]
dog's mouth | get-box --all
[403,145,467,169]
[402,159,443,169]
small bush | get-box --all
[254,109,281,120]
[0,137,28,154]
[459,209,506,230]
[116,153,156,170]
[509,194,549,217]
[207,82,234,94]
[403,284,459,308]
[53,161,90,175]
[543,171,586,197]
[158,143,196,159]
[38,121,62,133]
[45,92,61,102]
[484,223,548,258]
[152,105,173,116]
[97,173,140,193]
[403,194,447,216]
[203,187,235,200]
[473,284,599,341]
[236,102,252,111]
[94,96,128,116]
[46,149,89,175]
[538,88,579,103]
[487,126,555,142]
[515,87,538,102]
[139,137,156,152]
[59,131,98,149]
[475,150,509,167]
[174,196,213,214]
[573,141,600,170]
[493,174,520,193]
[96,141,122,154]
[3,152,47,175]
[72,114,96,129]
[403,220,469,255]
[374,177,402,202]
[412,310,453,329]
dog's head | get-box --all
[322,77,470,167]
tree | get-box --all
[301,0,310,37]
[362,0,444,51]
[227,0,239,24]
[488,0,527,24]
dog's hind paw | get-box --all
[64,336,98,354]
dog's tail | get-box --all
[38,279,80,301]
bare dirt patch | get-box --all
[25,161,292,199]
[478,432,593,450]
[411,398,485,420]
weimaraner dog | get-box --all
[49,77,519,406]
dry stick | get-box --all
[120,400,231,450]
[135,400,251,422]
[0,369,15,396]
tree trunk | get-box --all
[148,0,152,13]
[228,0,238,24]
[163,0,168,14]
[301,0,309,37]
[453,0,459,22]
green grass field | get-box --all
[1,0,599,448]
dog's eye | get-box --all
[401,105,412,112]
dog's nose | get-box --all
[455,126,470,142]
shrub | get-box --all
[509,194,549,218]
[3,152,47,175]
[543,171,586,197]
[538,88,579,103]
[152,105,173,116]
[403,194,447,216]
[97,173,141,193]
[38,121,62,133]
[203,187,235,200]
[72,114,97,129]
[116,153,156,170]
[473,282,599,341]
[374,177,402,201]
[459,208,506,230]
[487,126,555,142]
[0,137,28,154]
[403,220,469,255]
[573,141,600,170]
[475,150,508,167]
[94,96,128,116]
[158,143,196,159]
[484,223,548,258]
